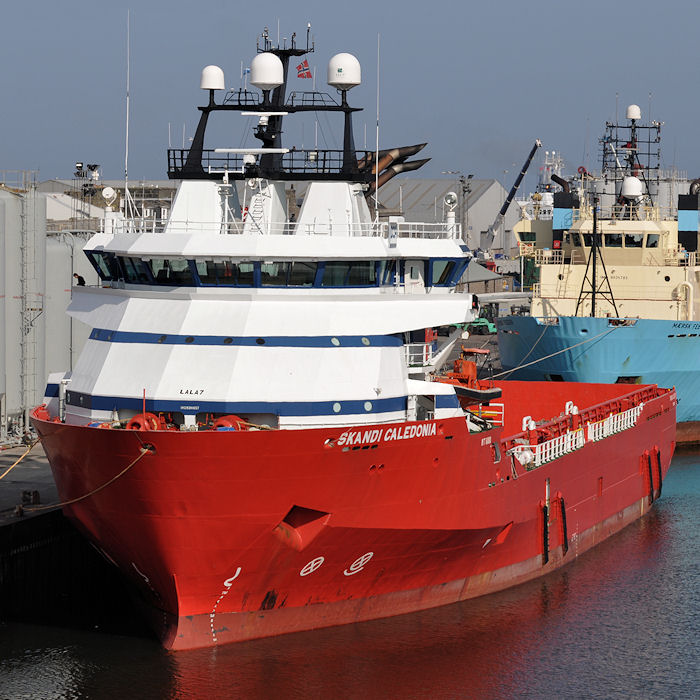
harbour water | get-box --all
[1,452,697,700]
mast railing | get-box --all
[573,204,675,221]
[168,148,378,181]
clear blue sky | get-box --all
[1,0,697,191]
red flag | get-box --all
[296,59,312,79]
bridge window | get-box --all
[260,261,317,286]
[624,233,644,248]
[119,256,152,283]
[194,260,255,286]
[148,257,194,285]
[379,260,397,285]
[604,233,622,247]
[429,258,467,286]
[645,234,659,248]
[86,251,121,281]
[320,261,377,287]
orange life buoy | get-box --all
[212,414,247,431]
[126,412,160,431]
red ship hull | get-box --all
[31,381,676,650]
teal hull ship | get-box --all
[497,315,695,432]
[497,103,700,442]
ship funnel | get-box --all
[200,65,225,90]
[251,52,284,91]
[550,173,570,193]
[365,158,431,196]
[357,143,427,173]
[626,104,642,121]
[621,176,644,201]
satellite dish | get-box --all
[444,191,458,209]
[102,186,117,206]
[250,53,283,91]
[327,53,361,91]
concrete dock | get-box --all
[0,442,59,521]
[0,441,151,638]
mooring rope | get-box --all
[493,325,618,380]
[0,438,41,481]
[25,445,151,512]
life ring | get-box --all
[577,166,587,175]
[126,412,160,431]
[213,414,247,431]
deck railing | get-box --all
[404,342,435,367]
[102,217,460,240]
[503,390,656,471]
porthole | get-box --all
[333,402,342,413]
[331,337,341,346]
[223,337,233,344]
[364,401,373,412]
[185,336,194,344]
[256,338,266,345]
[361,337,370,346]
[158,335,167,343]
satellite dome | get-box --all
[327,53,361,91]
[621,176,644,200]
[200,65,225,90]
[626,104,642,121]
[250,53,283,91]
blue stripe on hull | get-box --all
[497,316,700,422]
[66,391,408,417]
[89,328,402,348]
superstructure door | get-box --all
[405,260,425,292]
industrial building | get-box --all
[1,174,97,442]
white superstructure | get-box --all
[43,31,478,432]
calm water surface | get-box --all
[1,453,698,699]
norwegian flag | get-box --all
[296,59,312,79]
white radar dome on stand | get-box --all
[621,176,644,200]
[626,104,642,121]
[327,53,361,91]
[250,53,284,91]
[200,65,225,91]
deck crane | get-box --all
[484,139,542,248]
